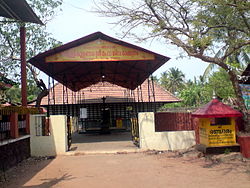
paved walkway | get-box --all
[68,131,141,155]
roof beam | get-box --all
[0,0,21,20]
[0,0,43,24]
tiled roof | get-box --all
[192,98,242,118]
[40,80,180,105]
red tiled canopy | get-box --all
[192,99,242,118]
[29,32,170,91]
[38,80,180,105]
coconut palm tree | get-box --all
[160,67,185,94]
[203,47,250,79]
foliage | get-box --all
[95,0,250,131]
[5,85,21,104]
[158,68,235,107]
[179,85,205,107]
[179,69,235,107]
[203,47,250,79]
[0,74,16,86]
[4,81,41,104]
[160,67,185,94]
[206,68,235,100]
[179,76,209,107]
[0,0,63,102]
[162,102,184,108]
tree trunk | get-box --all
[35,89,49,108]
[228,70,250,132]
[26,64,48,108]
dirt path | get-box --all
[1,152,250,188]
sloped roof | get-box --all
[29,32,170,91]
[192,98,242,118]
[0,0,43,24]
[40,80,180,105]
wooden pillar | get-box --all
[193,118,200,144]
[25,114,30,134]
[20,25,27,107]
[10,112,19,138]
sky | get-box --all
[45,0,208,81]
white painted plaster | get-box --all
[30,115,67,156]
[139,112,195,151]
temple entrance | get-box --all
[70,131,137,154]
[29,32,173,152]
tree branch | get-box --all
[146,0,191,38]
[222,40,250,61]
[201,25,247,35]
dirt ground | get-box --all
[1,151,250,188]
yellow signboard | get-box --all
[199,118,236,147]
[45,39,155,62]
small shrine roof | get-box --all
[192,98,242,118]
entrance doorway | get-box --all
[29,32,175,153]
[70,131,138,154]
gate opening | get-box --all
[29,32,179,152]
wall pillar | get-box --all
[20,25,27,107]
[10,112,19,138]
[25,113,30,134]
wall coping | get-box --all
[0,135,30,146]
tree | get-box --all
[5,85,21,104]
[179,75,210,107]
[163,70,235,108]
[206,68,235,100]
[160,67,185,94]
[0,0,63,106]
[203,47,250,80]
[179,85,204,107]
[95,0,250,131]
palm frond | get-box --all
[203,63,217,80]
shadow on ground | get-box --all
[21,173,74,188]
[0,157,59,188]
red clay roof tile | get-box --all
[40,80,180,105]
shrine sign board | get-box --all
[45,39,155,62]
[199,118,236,147]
